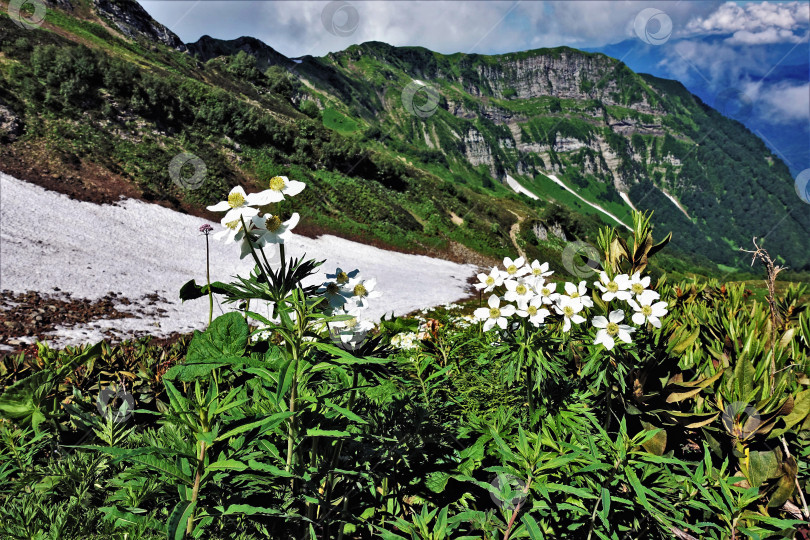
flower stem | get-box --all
[205,234,213,326]
[187,440,206,535]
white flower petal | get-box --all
[284,180,306,196]
[207,201,231,212]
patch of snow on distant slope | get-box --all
[620,192,637,212]
[543,173,632,231]
[0,172,478,347]
[505,175,539,200]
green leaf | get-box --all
[426,471,451,493]
[166,500,195,540]
[216,504,284,516]
[640,423,667,456]
[187,312,248,364]
[179,279,230,301]
[669,326,699,355]
[772,389,810,437]
[215,412,294,442]
[207,459,247,472]
[305,428,350,438]
[521,513,544,539]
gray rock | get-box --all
[92,0,186,52]
[0,104,23,141]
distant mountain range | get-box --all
[588,37,809,177]
[0,0,808,276]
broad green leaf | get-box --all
[206,459,247,471]
[166,500,195,540]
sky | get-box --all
[138,0,809,174]
[137,1,808,59]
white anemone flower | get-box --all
[347,277,382,309]
[535,281,560,305]
[474,295,516,331]
[475,267,504,293]
[317,280,351,312]
[594,272,632,302]
[327,267,360,286]
[563,281,594,308]
[628,272,659,300]
[207,186,275,224]
[628,290,669,328]
[214,216,258,260]
[527,260,554,279]
[554,296,586,332]
[251,212,299,245]
[592,309,635,350]
[503,278,535,304]
[502,256,529,278]
[264,175,306,203]
[516,296,551,327]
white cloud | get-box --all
[741,79,810,124]
[684,1,809,43]
[658,39,772,88]
[137,1,721,57]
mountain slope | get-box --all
[0,0,807,276]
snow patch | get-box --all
[0,172,478,347]
[505,174,539,200]
[543,173,632,231]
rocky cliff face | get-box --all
[92,0,186,51]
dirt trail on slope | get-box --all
[508,210,526,259]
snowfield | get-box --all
[0,172,478,348]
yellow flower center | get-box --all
[228,192,245,208]
[265,215,282,232]
[527,305,537,316]
[563,306,574,317]
[607,281,618,293]
[269,176,286,191]
[225,219,240,230]
[485,276,495,286]
[489,307,501,318]
[606,322,619,336]
[642,305,652,316]
[570,290,580,298]
[344,317,357,329]
[516,284,527,295]
[532,267,542,275]
[337,272,349,284]
[507,265,517,275]
[326,282,340,295]
[632,283,645,294]
[542,287,551,296]
[353,284,368,297]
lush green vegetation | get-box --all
[1,201,809,539]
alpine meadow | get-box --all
[0,0,809,539]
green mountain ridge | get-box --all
[0,0,807,278]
